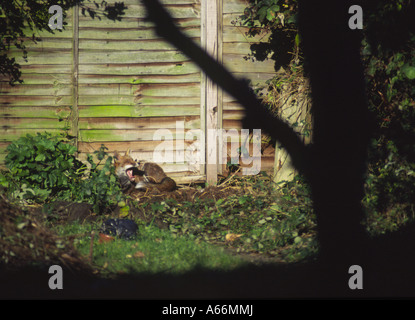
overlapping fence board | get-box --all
[0,0,277,182]
[0,5,74,165]
[220,0,275,175]
[73,1,204,181]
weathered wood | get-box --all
[223,13,246,26]
[79,50,191,64]
[223,0,250,14]
[0,106,71,118]
[79,116,200,130]
[0,0,276,181]
[19,65,73,74]
[0,118,68,129]
[21,28,74,39]
[79,27,200,41]
[217,0,224,176]
[223,54,275,73]
[78,73,200,84]
[78,139,200,153]
[85,149,202,165]
[78,105,200,118]
[17,38,73,49]
[78,61,200,76]
[2,74,72,85]
[0,84,72,96]
[76,152,201,172]
[79,4,201,20]
[78,82,200,96]
[0,95,72,106]
[78,95,200,106]
[169,175,205,185]
[9,50,73,65]
[223,42,252,55]
[0,129,63,142]
[79,39,186,51]
[203,0,220,185]
[79,128,201,142]
[71,3,80,143]
[223,25,270,43]
[78,16,200,29]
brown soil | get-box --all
[0,190,94,273]
[0,182,251,273]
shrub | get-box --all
[3,132,123,213]
[4,132,85,202]
[73,144,124,213]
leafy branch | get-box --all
[0,0,126,85]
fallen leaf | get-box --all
[133,251,145,258]
[98,233,115,244]
[225,233,243,242]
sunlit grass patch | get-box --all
[53,222,247,275]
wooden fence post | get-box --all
[202,0,222,185]
[70,3,80,152]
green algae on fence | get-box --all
[79,105,200,118]
[79,129,189,142]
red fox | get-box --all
[113,150,176,192]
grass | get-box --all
[1,169,320,276]
[52,221,248,275]
[2,168,412,277]
[45,173,319,275]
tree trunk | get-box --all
[298,0,370,264]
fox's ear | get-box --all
[126,148,130,156]
[113,151,119,160]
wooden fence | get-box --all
[0,0,278,184]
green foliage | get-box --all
[363,139,415,235]
[133,174,317,263]
[0,0,126,85]
[240,0,415,235]
[73,145,124,213]
[3,132,123,213]
[5,132,85,202]
[237,0,300,69]
[361,1,415,234]
[48,173,318,275]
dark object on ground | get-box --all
[100,218,138,240]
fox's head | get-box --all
[113,150,139,182]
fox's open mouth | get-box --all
[126,168,135,181]
[125,166,142,181]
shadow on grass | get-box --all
[2,218,415,299]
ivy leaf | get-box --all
[49,173,57,187]
[402,64,415,80]
[35,153,46,162]
[266,5,280,21]
[257,6,268,22]
[295,33,301,47]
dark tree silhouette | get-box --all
[141,0,369,266]
[296,1,370,265]
[3,0,415,300]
